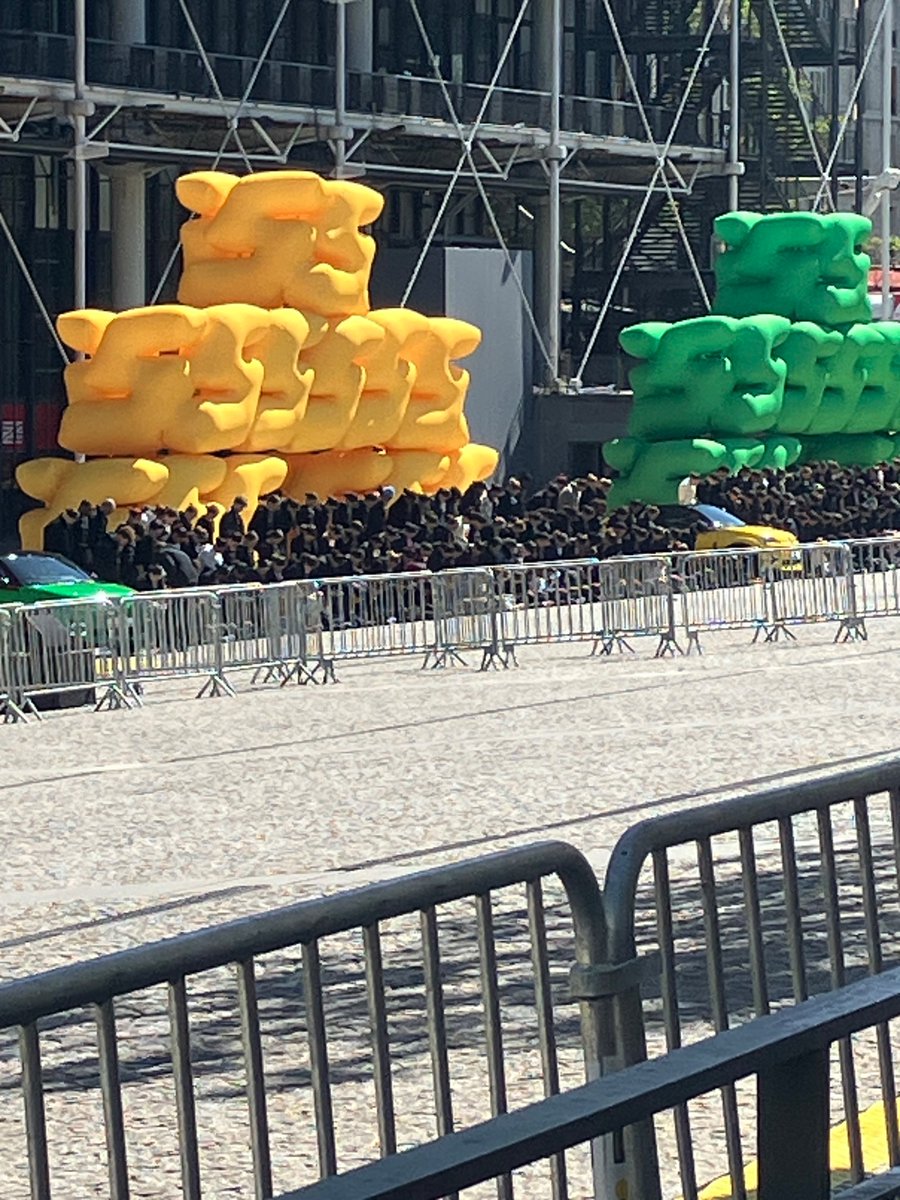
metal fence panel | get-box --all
[316,571,436,661]
[491,560,605,648]
[763,542,853,633]
[0,843,630,1200]
[271,966,900,1200]
[214,581,332,684]
[603,756,900,1200]
[116,589,233,698]
[675,549,770,636]
[0,604,29,721]
[846,537,900,620]
[11,597,129,710]
[429,568,503,667]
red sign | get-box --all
[34,402,62,453]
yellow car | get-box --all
[655,503,798,552]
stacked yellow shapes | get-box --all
[17,169,498,547]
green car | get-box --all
[0,552,133,606]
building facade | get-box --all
[0,0,868,543]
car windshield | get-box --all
[3,554,92,586]
[693,504,746,528]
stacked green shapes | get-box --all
[606,313,801,506]
[713,212,872,327]
[604,210,900,507]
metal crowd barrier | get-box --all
[427,567,509,668]
[0,603,28,722]
[216,581,334,686]
[316,570,437,662]
[602,755,900,1200]
[280,966,900,1200]
[0,843,636,1200]
[6,535,900,722]
[10,597,130,712]
[846,536,900,624]
[490,557,675,657]
[7,760,900,1196]
[116,589,234,699]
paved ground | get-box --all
[4,620,900,1197]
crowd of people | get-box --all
[36,459,900,589]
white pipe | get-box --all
[73,0,87,313]
[728,0,740,210]
[882,0,893,317]
[335,0,348,178]
[548,0,562,382]
[73,0,87,461]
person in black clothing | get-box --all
[43,509,79,560]
[68,459,900,594]
[114,526,139,587]
[71,500,96,570]
[155,542,200,589]
[249,493,292,540]
[219,496,249,539]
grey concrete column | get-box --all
[110,169,147,310]
[108,1,146,310]
[532,197,554,381]
[346,0,373,73]
[533,0,562,385]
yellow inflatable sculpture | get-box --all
[282,448,393,501]
[443,443,501,493]
[233,308,315,454]
[201,454,289,516]
[17,167,498,546]
[386,316,481,453]
[17,456,170,549]
[152,454,228,518]
[57,304,267,456]
[335,308,417,451]
[177,170,383,317]
[280,314,384,454]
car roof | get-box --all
[1,551,60,562]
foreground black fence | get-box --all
[5,758,900,1196]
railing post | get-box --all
[569,954,662,1200]
[655,555,682,657]
[757,1048,830,1200]
[836,542,867,643]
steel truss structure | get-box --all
[0,0,883,535]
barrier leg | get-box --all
[591,632,634,656]
[0,696,30,724]
[762,622,797,643]
[94,682,133,712]
[422,645,468,669]
[308,656,337,684]
[479,641,518,671]
[251,663,290,685]
[196,672,236,699]
[835,616,868,643]
[655,632,684,657]
[656,581,683,656]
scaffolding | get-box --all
[0,0,888,528]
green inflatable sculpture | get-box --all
[620,314,790,440]
[774,322,843,434]
[713,211,872,327]
[604,209,900,508]
[798,433,898,467]
[605,435,802,508]
[844,323,900,434]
